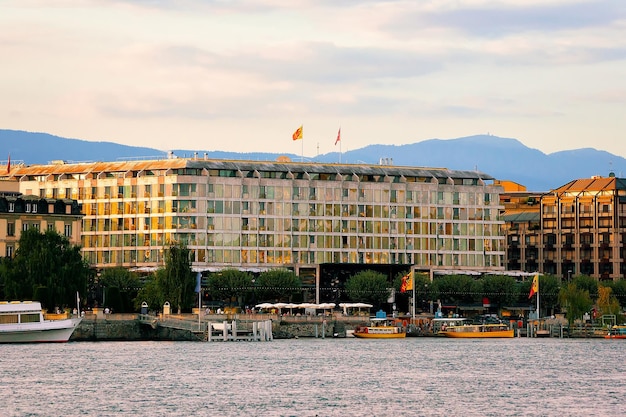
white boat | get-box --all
[0,301,82,343]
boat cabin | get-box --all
[0,301,44,325]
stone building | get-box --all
[500,175,626,281]
[0,179,83,258]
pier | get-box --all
[138,314,273,342]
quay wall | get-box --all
[71,317,201,341]
[71,315,368,341]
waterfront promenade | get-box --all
[70,310,611,341]
[71,311,370,341]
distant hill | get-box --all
[2,129,624,191]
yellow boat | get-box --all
[605,325,626,339]
[353,318,406,339]
[440,323,514,338]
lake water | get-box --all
[1,337,624,416]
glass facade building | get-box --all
[6,158,505,277]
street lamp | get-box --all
[568,270,572,282]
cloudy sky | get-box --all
[2,0,625,158]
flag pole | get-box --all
[537,274,540,319]
[411,269,416,323]
[339,135,342,164]
[301,124,304,162]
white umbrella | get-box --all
[273,302,288,313]
[284,303,299,314]
[255,303,274,309]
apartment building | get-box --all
[0,179,83,258]
[2,158,505,283]
[500,175,626,281]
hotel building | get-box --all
[501,175,626,281]
[3,157,505,288]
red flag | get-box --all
[400,274,408,293]
[335,128,341,145]
[528,274,538,299]
[292,125,303,141]
[6,154,10,174]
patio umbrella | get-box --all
[284,303,299,314]
[273,302,288,313]
[318,303,336,311]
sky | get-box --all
[2,0,626,158]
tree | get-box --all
[480,275,517,310]
[159,244,196,313]
[99,267,141,312]
[255,269,301,302]
[135,272,165,312]
[344,270,390,307]
[3,228,89,311]
[559,283,593,326]
[207,268,254,307]
[533,274,560,315]
[606,279,626,311]
[573,275,598,299]
[432,275,481,306]
[596,286,621,318]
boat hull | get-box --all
[353,332,406,339]
[0,318,82,343]
[605,326,626,339]
[442,329,514,338]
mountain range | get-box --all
[1,129,623,191]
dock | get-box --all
[138,314,273,342]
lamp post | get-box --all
[330,277,340,309]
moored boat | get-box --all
[440,323,514,338]
[353,318,406,339]
[0,301,82,343]
[605,325,626,339]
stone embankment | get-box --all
[71,313,368,341]
[72,315,201,341]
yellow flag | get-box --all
[292,125,303,141]
[528,274,538,299]
[401,271,413,293]
[406,271,413,291]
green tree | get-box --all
[606,279,626,311]
[135,272,164,312]
[573,275,598,299]
[207,268,254,307]
[159,244,196,313]
[531,274,560,315]
[559,283,593,326]
[3,228,88,311]
[480,275,517,310]
[255,269,301,302]
[100,267,141,312]
[432,274,481,306]
[345,270,390,307]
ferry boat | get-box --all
[439,323,514,338]
[353,318,406,339]
[0,301,82,343]
[605,325,626,339]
